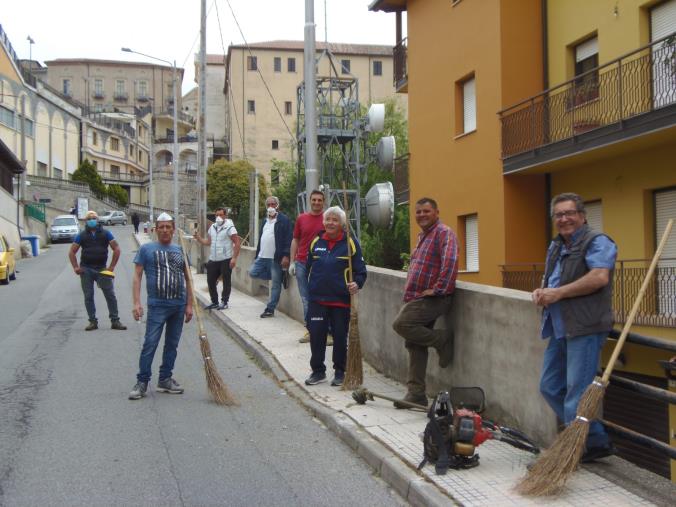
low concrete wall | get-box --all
[203,245,558,445]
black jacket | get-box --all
[255,212,292,264]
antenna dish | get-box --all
[365,182,395,229]
[376,136,396,171]
[367,103,385,132]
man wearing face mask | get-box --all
[248,196,292,318]
[69,210,127,331]
[194,207,241,310]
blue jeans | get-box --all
[294,261,310,321]
[249,257,283,312]
[539,333,610,449]
[80,266,119,322]
[137,304,185,383]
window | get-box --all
[37,161,47,176]
[23,117,34,137]
[247,100,256,114]
[460,76,476,134]
[272,140,279,150]
[464,214,479,272]
[167,82,175,102]
[94,79,104,98]
[274,57,282,72]
[572,37,599,106]
[287,57,296,72]
[92,160,98,169]
[137,80,148,98]
[0,105,14,128]
[110,137,120,151]
[130,145,135,157]
[341,59,351,74]
[373,60,383,76]
[62,79,71,96]
[650,1,676,108]
[284,101,292,115]
[111,165,120,177]
[92,131,98,145]
[270,166,279,186]
[247,56,258,71]
[584,200,603,232]
[655,188,676,315]
[53,167,63,179]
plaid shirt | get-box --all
[404,220,458,302]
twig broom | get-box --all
[178,231,237,406]
[517,218,673,496]
[342,186,363,390]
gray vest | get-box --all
[543,225,615,338]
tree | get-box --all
[270,158,299,221]
[71,159,107,199]
[107,184,129,207]
[206,159,268,242]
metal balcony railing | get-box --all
[88,113,136,138]
[92,91,105,99]
[113,92,129,101]
[500,258,676,328]
[393,37,408,91]
[393,154,409,205]
[499,32,676,158]
[99,171,147,183]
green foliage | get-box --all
[206,159,268,241]
[270,158,300,221]
[71,159,107,198]
[107,184,129,207]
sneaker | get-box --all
[331,370,345,387]
[157,377,184,394]
[128,381,147,400]
[580,444,617,463]
[299,331,311,343]
[111,320,127,330]
[393,392,428,410]
[218,301,228,310]
[260,309,274,318]
[327,333,334,346]
[304,371,327,385]
[85,321,98,331]
[437,332,454,368]
[205,302,219,310]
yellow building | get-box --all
[372,0,675,480]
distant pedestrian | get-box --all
[68,210,127,331]
[248,196,292,318]
[129,213,193,400]
[131,212,140,234]
[194,207,241,310]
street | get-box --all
[0,227,406,507]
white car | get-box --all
[100,210,127,226]
[49,215,80,243]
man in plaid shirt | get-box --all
[392,197,458,409]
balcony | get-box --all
[393,37,408,93]
[499,33,676,174]
[113,92,129,102]
[92,91,105,100]
[99,170,147,184]
[500,258,676,328]
[136,95,150,102]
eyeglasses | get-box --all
[552,210,579,220]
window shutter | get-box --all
[463,77,476,133]
[465,214,479,271]
[584,200,603,232]
[575,37,598,62]
[655,188,676,316]
[651,0,676,41]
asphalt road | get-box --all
[0,227,407,507]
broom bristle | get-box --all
[343,313,363,390]
[577,377,606,419]
[199,335,238,406]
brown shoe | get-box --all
[437,332,454,368]
[393,392,428,410]
[111,320,127,331]
[85,321,98,331]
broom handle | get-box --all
[601,218,673,383]
[342,184,353,284]
[178,231,206,336]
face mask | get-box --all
[86,219,98,228]
[267,207,277,216]
[215,217,224,226]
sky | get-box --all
[2,0,403,93]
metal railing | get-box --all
[0,24,37,87]
[499,32,676,158]
[88,113,136,139]
[500,258,676,328]
[393,154,409,205]
[25,202,45,223]
[99,171,148,183]
[113,92,129,101]
[393,37,408,91]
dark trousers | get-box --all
[206,259,232,304]
[133,222,139,233]
[392,295,454,396]
[307,301,350,374]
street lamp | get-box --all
[121,47,179,223]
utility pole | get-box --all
[197,0,208,271]
[172,61,179,223]
[304,0,318,210]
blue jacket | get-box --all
[255,211,293,264]
[306,231,367,305]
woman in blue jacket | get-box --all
[304,206,367,387]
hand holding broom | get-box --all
[178,231,237,406]
[517,218,673,496]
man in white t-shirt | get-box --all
[248,196,292,318]
[194,207,241,310]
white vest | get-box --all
[208,220,237,261]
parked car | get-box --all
[49,214,80,243]
[0,233,16,285]
[100,210,127,226]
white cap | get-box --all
[156,212,174,222]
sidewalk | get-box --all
[136,233,660,506]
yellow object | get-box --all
[99,270,115,278]
[0,234,16,284]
